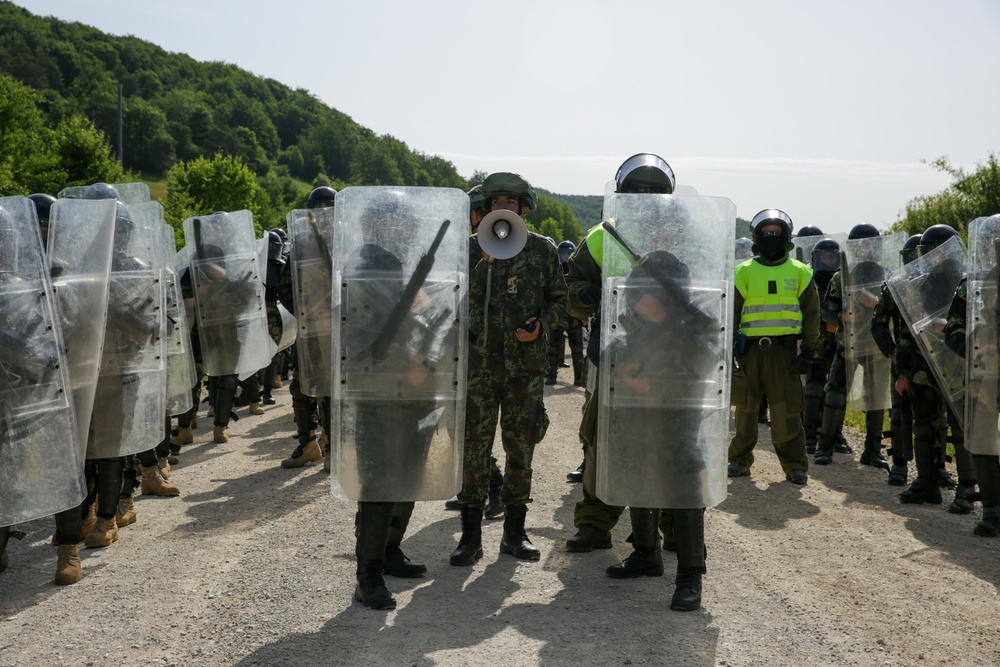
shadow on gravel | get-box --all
[231,459,720,667]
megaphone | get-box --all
[477,209,528,260]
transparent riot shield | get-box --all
[965,215,1000,456]
[0,196,83,526]
[735,238,753,263]
[88,200,167,459]
[275,303,297,352]
[159,223,197,416]
[58,182,150,206]
[842,232,905,410]
[792,232,847,266]
[46,198,116,461]
[331,187,468,502]
[886,236,967,423]
[183,210,275,378]
[288,207,334,397]
[596,193,735,509]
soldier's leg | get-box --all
[900,386,943,504]
[607,508,663,578]
[452,369,499,565]
[763,344,809,477]
[243,375,264,414]
[54,502,83,584]
[570,384,623,547]
[497,372,545,561]
[384,502,425,578]
[802,358,828,455]
[546,327,565,385]
[137,447,179,497]
[484,459,504,520]
[670,508,706,611]
[567,322,585,386]
[85,457,125,548]
[260,356,278,404]
[973,454,1000,536]
[947,409,977,515]
[887,386,909,485]
[354,501,396,609]
[116,457,138,528]
[728,345,764,474]
[859,409,889,469]
[281,377,321,468]
[815,351,847,465]
[212,374,238,443]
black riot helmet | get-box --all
[306,186,337,209]
[615,153,676,194]
[750,209,794,260]
[900,234,922,265]
[811,238,841,272]
[266,230,286,265]
[82,182,122,202]
[557,240,576,264]
[28,193,56,225]
[848,223,880,240]
[481,172,537,213]
[468,184,485,213]
[796,225,823,238]
[269,227,287,243]
[917,224,958,257]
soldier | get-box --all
[330,187,468,609]
[450,172,566,566]
[546,240,585,387]
[564,154,678,553]
[813,224,901,467]
[259,230,287,406]
[802,238,842,455]
[728,209,820,484]
[871,234,921,484]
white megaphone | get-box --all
[477,209,528,260]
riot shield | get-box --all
[841,232,905,410]
[331,187,468,502]
[965,215,1000,456]
[58,182,150,206]
[183,210,275,378]
[793,232,847,265]
[0,196,83,526]
[88,200,167,459]
[46,198,116,461]
[287,207,334,397]
[158,223,197,416]
[275,302,297,352]
[885,236,967,423]
[734,238,753,263]
[596,192,736,509]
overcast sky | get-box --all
[15,0,1000,234]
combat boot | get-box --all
[899,477,942,505]
[172,426,193,446]
[566,524,612,552]
[607,508,662,578]
[949,481,978,515]
[383,504,426,578]
[484,466,504,520]
[859,411,889,469]
[139,464,181,497]
[499,504,540,561]
[55,544,81,585]
[80,502,97,541]
[158,457,171,480]
[280,434,321,469]
[566,460,585,483]
[84,516,119,548]
[248,402,265,415]
[115,497,137,528]
[190,413,199,430]
[213,425,229,443]
[354,561,396,610]
[450,507,483,566]
[670,574,702,611]
[888,459,908,486]
[975,506,1000,537]
[544,372,557,386]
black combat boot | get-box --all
[670,508,707,611]
[355,502,395,608]
[899,478,942,504]
[450,507,483,566]
[815,388,846,465]
[888,460,909,486]
[901,433,942,504]
[607,508,662,578]
[973,454,1000,537]
[484,467,505,520]
[499,504,540,561]
[566,460,585,483]
[566,524,612,552]
[859,410,889,469]
[383,503,426,578]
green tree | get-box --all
[891,154,1000,238]
[526,193,584,244]
[163,154,270,237]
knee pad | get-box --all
[804,381,825,400]
[824,389,847,410]
[217,375,238,392]
[912,419,937,444]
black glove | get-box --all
[579,284,601,306]
[791,347,814,375]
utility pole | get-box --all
[117,83,124,166]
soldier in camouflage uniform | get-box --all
[870,234,921,484]
[803,238,842,455]
[450,172,567,566]
[259,230,286,406]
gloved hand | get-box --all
[791,347,814,374]
[578,284,601,306]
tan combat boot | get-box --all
[158,457,171,480]
[280,434,322,469]
[248,402,265,415]
[320,431,331,473]
[213,425,229,443]
[115,496,137,528]
[139,464,181,497]
[172,426,194,446]
[190,413,199,430]
[84,517,119,548]
[80,501,97,541]
[55,544,81,585]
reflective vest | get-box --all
[735,257,813,336]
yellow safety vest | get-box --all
[735,257,812,336]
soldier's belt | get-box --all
[748,335,797,349]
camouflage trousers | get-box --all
[458,369,549,509]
